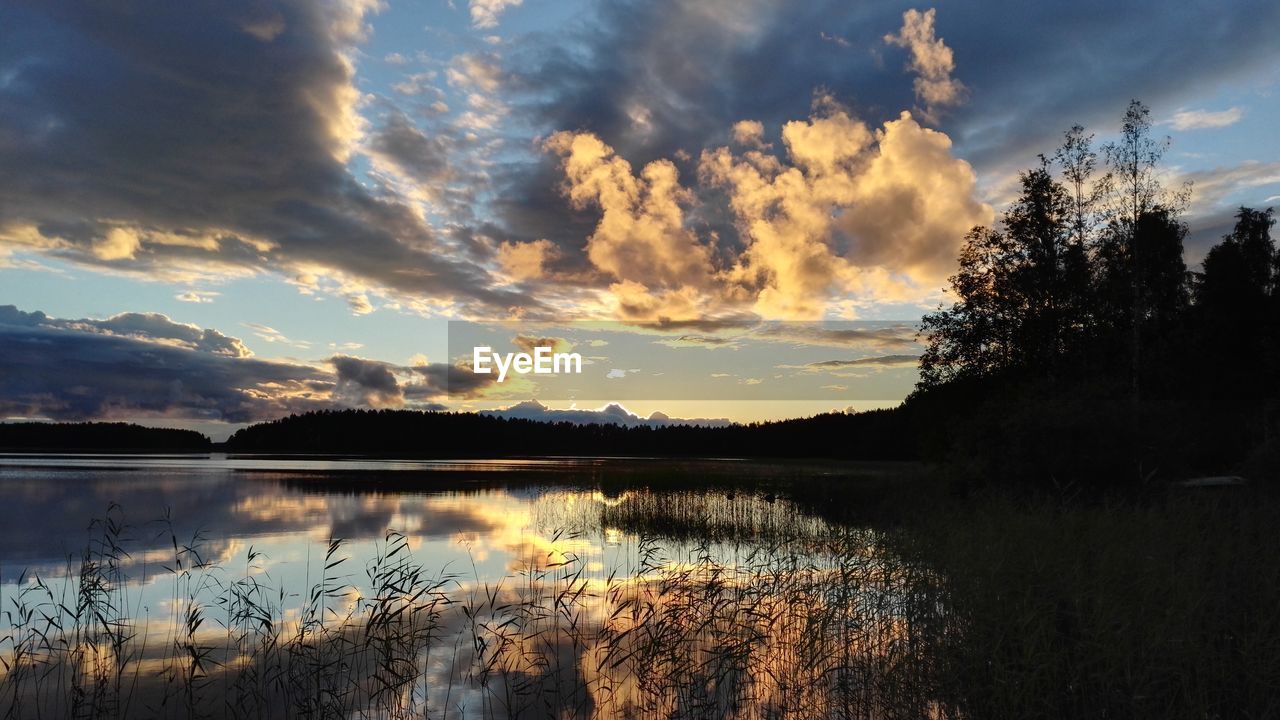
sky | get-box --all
[1,0,1278,439]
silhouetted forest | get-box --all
[910,100,1279,488]
[0,422,211,451]
[224,407,917,459]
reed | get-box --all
[1,486,1277,719]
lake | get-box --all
[0,454,931,719]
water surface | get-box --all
[0,454,916,719]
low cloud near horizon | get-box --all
[0,305,483,424]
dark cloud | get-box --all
[0,305,487,422]
[806,354,921,368]
[492,0,1280,252]
[640,322,924,352]
[629,316,761,333]
[0,0,531,314]
[324,354,504,404]
[332,355,404,407]
[0,306,251,357]
[366,111,454,187]
[942,1,1280,170]
[409,362,502,399]
[657,334,741,348]
[0,306,331,422]
[485,157,603,278]
[552,1,1275,165]
[4,0,1274,320]
[752,323,922,350]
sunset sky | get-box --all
[2,0,1278,438]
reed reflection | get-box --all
[0,457,938,718]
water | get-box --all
[0,453,830,644]
[0,454,922,718]
[0,454,617,582]
[0,453,831,582]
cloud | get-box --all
[819,32,851,48]
[331,355,404,407]
[883,8,966,119]
[633,320,921,353]
[408,359,506,400]
[0,305,328,422]
[1176,160,1280,257]
[1181,161,1280,217]
[501,0,1280,206]
[243,323,310,349]
[347,293,375,315]
[447,53,505,94]
[750,323,921,349]
[469,0,523,29]
[496,238,558,281]
[699,102,991,316]
[512,335,573,355]
[532,96,989,319]
[833,112,993,281]
[6,0,1279,329]
[545,130,716,320]
[731,120,768,148]
[0,1,530,316]
[0,305,501,422]
[653,334,742,350]
[1167,107,1244,131]
[321,354,510,405]
[392,71,442,97]
[0,306,253,357]
[364,110,454,194]
[93,227,143,261]
[803,354,920,368]
[175,290,219,304]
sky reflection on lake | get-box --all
[0,454,919,719]
[0,454,834,617]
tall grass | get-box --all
[890,488,1280,719]
[0,497,945,719]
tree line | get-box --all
[222,407,917,460]
[0,422,211,451]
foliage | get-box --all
[224,407,919,461]
[0,422,210,452]
[915,100,1278,487]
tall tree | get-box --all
[1055,125,1104,251]
[919,162,1087,386]
[1003,160,1090,371]
[1098,100,1190,391]
[919,226,1020,387]
[1190,208,1279,455]
[1197,207,1276,314]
